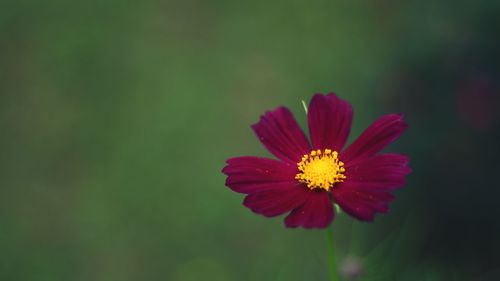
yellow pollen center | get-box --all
[295,149,346,191]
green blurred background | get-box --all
[1,1,499,280]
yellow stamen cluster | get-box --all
[295,149,346,191]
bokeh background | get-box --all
[1,1,500,280]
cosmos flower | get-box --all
[222,93,411,228]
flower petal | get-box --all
[252,107,310,163]
[332,186,394,221]
[243,184,308,217]
[223,156,297,194]
[308,93,353,151]
[284,191,334,228]
[332,153,410,221]
[341,114,408,165]
[344,153,411,191]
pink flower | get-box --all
[223,93,411,228]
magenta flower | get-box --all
[223,93,411,228]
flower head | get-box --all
[222,93,411,228]
[339,256,364,280]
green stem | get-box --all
[326,224,339,281]
[301,100,308,114]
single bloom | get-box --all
[222,93,411,228]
